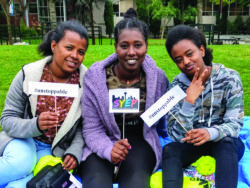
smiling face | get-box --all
[115,29,148,75]
[171,39,206,80]
[51,30,87,77]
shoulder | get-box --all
[169,73,189,90]
[84,53,117,82]
[23,56,52,72]
[212,63,242,84]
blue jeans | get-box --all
[0,138,52,188]
[162,136,245,188]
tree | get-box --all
[104,0,114,38]
[0,0,13,44]
[170,0,197,24]
[136,0,150,26]
[149,0,178,39]
[239,0,250,7]
[197,0,203,25]
[211,0,235,38]
[14,0,32,26]
[76,0,107,45]
[66,0,90,25]
[137,0,161,38]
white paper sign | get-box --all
[28,81,78,97]
[140,85,186,127]
[109,88,140,113]
[69,172,82,188]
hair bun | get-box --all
[124,8,137,19]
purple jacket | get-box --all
[81,53,169,171]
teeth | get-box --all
[127,60,136,63]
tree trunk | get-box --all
[7,15,13,45]
[161,18,166,39]
[197,0,203,25]
[90,3,95,45]
[1,0,13,44]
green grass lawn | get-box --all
[0,40,250,128]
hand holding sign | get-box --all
[38,111,59,131]
[29,81,78,133]
[109,88,139,178]
[111,139,131,163]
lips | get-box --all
[126,59,137,65]
[66,60,78,68]
[185,63,194,71]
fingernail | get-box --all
[129,146,132,149]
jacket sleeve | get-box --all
[82,73,114,162]
[166,80,195,142]
[64,120,85,165]
[155,69,169,138]
[212,72,244,141]
[0,70,42,138]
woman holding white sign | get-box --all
[0,20,88,187]
[162,25,244,188]
[80,8,169,188]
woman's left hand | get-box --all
[181,128,210,146]
[62,155,77,171]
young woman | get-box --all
[0,20,88,188]
[80,8,169,188]
[162,25,244,188]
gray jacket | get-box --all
[0,56,87,164]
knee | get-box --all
[216,136,245,160]
[216,137,237,153]
[121,171,149,188]
[4,139,36,175]
[163,142,182,158]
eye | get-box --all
[66,46,72,50]
[187,52,193,57]
[175,58,182,64]
[120,44,128,49]
[78,50,85,56]
[135,43,142,48]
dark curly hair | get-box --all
[165,25,213,66]
[38,20,89,56]
[114,8,149,43]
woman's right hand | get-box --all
[185,68,207,104]
[38,111,59,131]
[111,139,131,164]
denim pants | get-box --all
[0,138,52,188]
[162,136,245,188]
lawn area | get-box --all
[0,40,250,128]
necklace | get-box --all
[114,63,141,85]
[49,64,72,83]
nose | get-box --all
[128,46,136,56]
[183,56,190,65]
[71,50,78,59]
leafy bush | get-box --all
[227,20,236,34]
[31,21,42,35]
[20,20,37,38]
[233,15,244,34]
